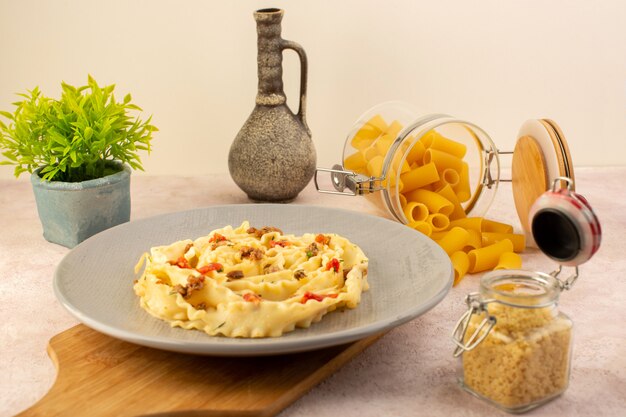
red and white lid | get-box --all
[528,177,601,267]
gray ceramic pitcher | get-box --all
[228,8,316,202]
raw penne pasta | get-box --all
[344,114,526,278]
[392,156,411,174]
[429,133,467,159]
[386,120,403,138]
[462,229,483,252]
[420,130,437,148]
[400,136,413,153]
[400,162,440,193]
[482,219,514,234]
[344,151,367,171]
[404,189,453,216]
[351,136,376,151]
[350,114,387,146]
[410,220,432,236]
[375,134,394,155]
[467,239,514,273]
[427,213,450,232]
[435,227,470,255]
[429,231,447,241]
[382,167,399,188]
[482,232,526,253]
[435,184,466,220]
[440,168,460,187]
[403,201,429,223]
[399,193,407,209]
[423,148,464,173]
[449,217,483,233]
[454,162,471,202]
[396,178,404,193]
[451,251,470,286]
[366,155,384,177]
[406,140,426,165]
[494,252,523,270]
[362,145,379,161]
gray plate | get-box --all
[54,204,453,356]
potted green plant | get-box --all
[0,75,157,248]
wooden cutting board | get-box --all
[17,325,383,417]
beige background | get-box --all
[0,0,625,181]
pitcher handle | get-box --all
[281,40,310,135]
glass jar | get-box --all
[452,269,574,413]
[314,101,575,241]
[450,175,601,413]
[315,101,501,226]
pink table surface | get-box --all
[1,167,625,417]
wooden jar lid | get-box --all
[511,119,574,244]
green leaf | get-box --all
[84,126,93,140]
[123,94,132,104]
[0,111,14,120]
[49,131,68,146]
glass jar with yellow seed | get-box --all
[451,269,574,413]
[315,101,577,284]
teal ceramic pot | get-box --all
[30,161,131,248]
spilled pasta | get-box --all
[133,221,369,338]
[344,115,526,286]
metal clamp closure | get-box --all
[314,165,385,196]
[548,177,579,291]
[551,264,579,291]
[452,292,497,357]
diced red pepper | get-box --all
[196,262,223,274]
[300,291,338,304]
[209,233,227,243]
[169,256,192,269]
[315,234,331,245]
[270,240,291,248]
[325,258,341,273]
[243,293,262,303]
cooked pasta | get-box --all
[133,222,369,338]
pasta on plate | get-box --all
[133,221,369,338]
